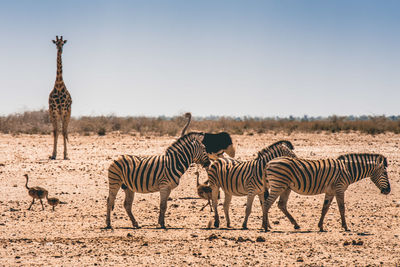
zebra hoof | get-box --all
[214,220,220,228]
[102,225,113,230]
[294,225,300,230]
[50,156,56,160]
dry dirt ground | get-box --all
[0,132,399,266]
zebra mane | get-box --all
[268,140,294,150]
[337,153,387,167]
[165,132,204,155]
[257,140,295,159]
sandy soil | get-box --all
[0,132,399,266]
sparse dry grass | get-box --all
[1,109,399,136]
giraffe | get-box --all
[49,35,72,160]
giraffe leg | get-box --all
[223,193,232,228]
[277,188,300,229]
[50,113,59,160]
[318,194,334,232]
[158,186,172,229]
[242,194,256,229]
[62,113,70,160]
[123,188,140,229]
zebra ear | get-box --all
[191,133,204,143]
[208,153,219,161]
[376,155,388,167]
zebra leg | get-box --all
[123,188,140,229]
[242,194,256,230]
[28,198,35,210]
[263,187,285,232]
[105,187,119,229]
[258,193,268,229]
[40,199,45,210]
[317,194,334,232]
[258,194,263,207]
[211,187,220,228]
[158,186,172,229]
[335,191,349,231]
[223,193,232,228]
[277,189,300,229]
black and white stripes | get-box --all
[207,140,296,229]
[106,132,211,229]
[264,153,390,231]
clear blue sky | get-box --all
[1,0,399,117]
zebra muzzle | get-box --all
[381,186,390,195]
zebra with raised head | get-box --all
[106,132,211,229]
[264,153,390,232]
[207,140,297,229]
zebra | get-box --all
[207,140,297,229]
[264,153,390,232]
[105,132,211,229]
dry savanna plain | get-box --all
[0,131,399,266]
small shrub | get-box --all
[97,127,106,136]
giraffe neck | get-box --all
[56,49,63,83]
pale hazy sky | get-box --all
[1,0,399,117]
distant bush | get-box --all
[97,127,106,136]
[0,110,399,136]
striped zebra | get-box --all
[106,132,211,229]
[264,153,390,232]
[207,140,296,229]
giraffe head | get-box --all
[52,36,67,52]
